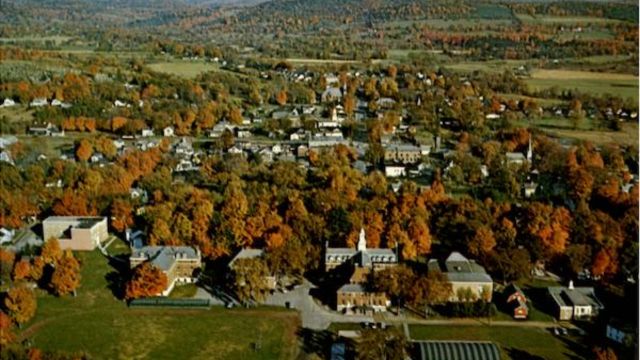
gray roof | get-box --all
[548,286,604,309]
[413,341,501,360]
[506,152,526,161]
[429,252,493,284]
[228,248,264,268]
[446,272,493,284]
[338,283,366,293]
[353,249,396,267]
[131,246,199,271]
[326,248,357,256]
[385,143,421,152]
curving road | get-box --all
[264,280,373,330]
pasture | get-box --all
[544,122,639,147]
[526,69,639,101]
[147,61,222,78]
[516,14,621,25]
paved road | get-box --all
[264,280,373,330]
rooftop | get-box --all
[228,248,264,268]
[548,286,604,309]
[338,283,366,293]
[413,341,501,360]
[428,252,493,284]
[130,246,200,271]
[43,216,106,229]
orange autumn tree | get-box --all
[275,89,287,106]
[40,238,63,265]
[408,216,432,256]
[125,262,168,300]
[52,190,96,216]
[0,311,16,347]
[110,199,134,233]
[523,202,571,258]
[111,116,128,132]
[468,226,497,256]
[0,249,15,283]
[75,139,93,162]
[0,311,15,345]
[4,286,37,326]
[12,260,31,282]
[49,250,81,296]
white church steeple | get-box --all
[357,228,367,251]
[526,134,533,162]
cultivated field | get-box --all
[527,69,639,101]
[20,250,300,360]
[516,14,621,25]
[545,122,639,147]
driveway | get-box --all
[264,280,373,330]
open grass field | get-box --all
[527,69,639,101]
[516,14,621,25]
[147,61,221,78]
[0,35,72,44]
[384,18,514,29]
[444,59,531,73]
[545,122,638,147]
[19,250,300,360]
[285,58,362,65]
[409,325,586,360]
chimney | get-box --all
[568,280,574,290]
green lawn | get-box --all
[409,325,586,360]
[169,283,198,298]
[20,251,299,360]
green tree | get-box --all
[231,257,271,304]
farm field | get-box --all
[526,69,639,101]
[147,61,222,78]
[444,59,531,73]
[515,14,622,24]
[0,35,73,44]
[545,122,639,147]
[409,325,586,360]
[19,250,300,360]
[384,18,514,29]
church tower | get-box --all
[357,228,367,251]
[526,134,533,162]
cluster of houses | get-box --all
[3,212,627,355]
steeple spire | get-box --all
[357,228,367,251]
[527,134,533,162]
